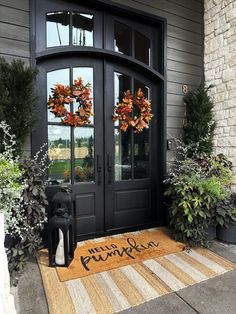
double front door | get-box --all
[38,57,160,239]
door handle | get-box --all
[97,155,102,185]
[107,154,112,184]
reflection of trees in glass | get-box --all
[134,130,149,179]
[49,138,70,148]
[76,138,82,147]
[83,135,93,168]
[49,133,94,183]
[74,134,94,182]
[82,135,94,181]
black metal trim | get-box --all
[35,48,164,81]
[157,18,167,226]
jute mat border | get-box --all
[37,228,236,314]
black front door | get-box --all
[37,56,160,239]
[105,62,159,232]
[32,0,165,240]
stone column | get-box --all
[204,0,236,190]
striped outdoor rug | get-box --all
[38,230,236,314]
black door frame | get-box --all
[30,0,167,239]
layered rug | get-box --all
[37,228,236,314]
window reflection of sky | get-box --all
[46,12,69,47]
[47,67,94,123]
[48,124,93,141]
[47,69,70,122]
[46,12,93,48]
[48,125,70,141]
[72,13,93,46]
[47,68,70,98]
[73,67,94,123]
[73,67,93,89]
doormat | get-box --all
[37,231,236,314]
[58,228,185,281]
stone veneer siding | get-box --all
[204,0,236,189]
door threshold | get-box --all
[76,222,163,242]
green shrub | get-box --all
[183,85,216,156]
[0,57,37,156]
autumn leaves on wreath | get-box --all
[48,77,93,127]
[48,77,154,132]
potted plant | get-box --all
[0,121,48,285]
[164,154,229,247]
[216,192,236,244]
[164,134,233,247]
[165,85,234,247]
[196,153,233,240]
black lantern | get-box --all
[50,186,77,248]
[51,186,73,215]
[48,208,75,267]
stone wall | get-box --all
[204,0,236,189]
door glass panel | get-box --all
[46,12,69,47]
[134,30,150,65]
[74,127,94,183]
[47,68,70,122]
[134,79,150,98]
[133,79,150,127]
[73,67,94,124]
[114,22,132,56]
[48,125,71,184]
[114,128,132,181]
[134,79,150,179]
[114,72,131,127]
[114,72,132,181]
[72,13,94,46]
[134,130,149,178]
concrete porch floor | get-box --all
[12,240,236,314]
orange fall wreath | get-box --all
[112,88,154,133]
[48,77,93,127]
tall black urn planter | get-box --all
[217,223,236,244]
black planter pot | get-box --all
[217,222,236,244]
[206,224,217,241]
[4,234,15,249]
